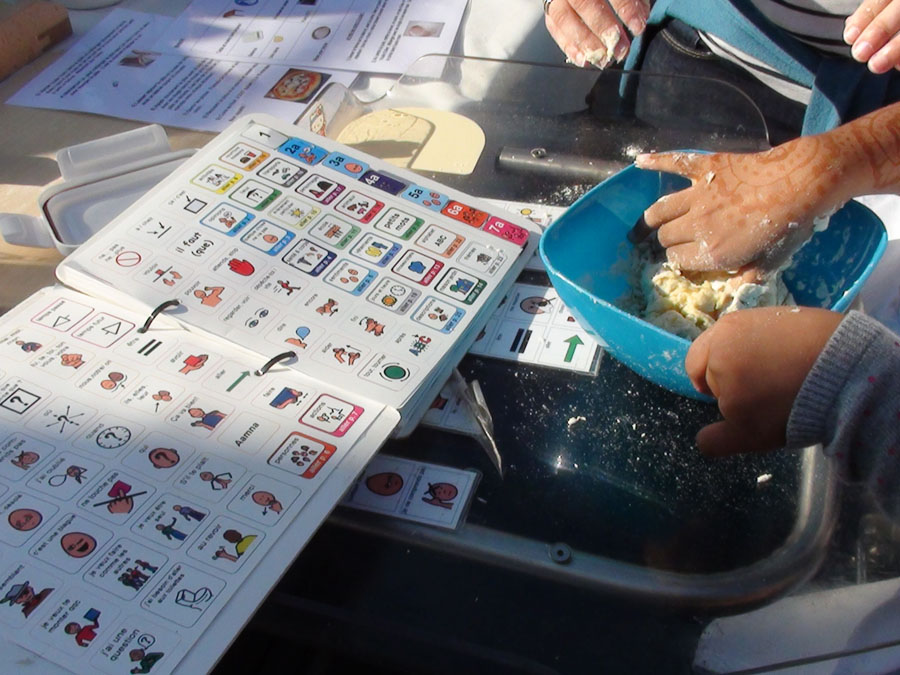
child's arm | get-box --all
[687,306,900,517]
[788,310,900,515]
[635,101,900,277]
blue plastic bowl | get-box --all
[539,163,887,400]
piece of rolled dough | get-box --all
[337,107,485,175]
[336,108,435,166]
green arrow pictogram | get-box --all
[227,370,251,392]
[563,335,584,362]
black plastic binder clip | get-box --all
[137,299,181,333]
[255,350,296,376]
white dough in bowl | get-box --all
[629,245,793,340]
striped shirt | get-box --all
[699,1,860,103]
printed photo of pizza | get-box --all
[265,69,330,103]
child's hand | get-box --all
[844,0,900,74]
[685,306,843,456]
[544,0,648,68]
[635,135,853,277]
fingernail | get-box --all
[843,24,860,44]
[629,16,646,36]
[565,49,583,66]
[614,40,630,63]
[869,47,891,74]
[852,40,874,62]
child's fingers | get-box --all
[869,34,900,73]
[845,0,893,43]
[848,0,900,62]
[696,421,741,457]
[684,328,714,396]
[696,420,778,457]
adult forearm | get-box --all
[828,100,900,198]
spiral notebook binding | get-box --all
[255,350,297,376]
[137,299,181,333]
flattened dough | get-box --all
[337,107,485,175]
[336,109,435,166]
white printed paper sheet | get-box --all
[342,454,479,530]
[155,0,469,75]
[0,285,397,674]
[8,10,356,133]
[469,283,604,374]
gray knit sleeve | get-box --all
[787,311,900,516]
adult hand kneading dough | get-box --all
[337,107,485,175]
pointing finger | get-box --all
[635,151,706,178]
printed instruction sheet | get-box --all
[156,0,468,75]
[8,10,356,132]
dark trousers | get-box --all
[635,19,807,145]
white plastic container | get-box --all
[0,125,194,256]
